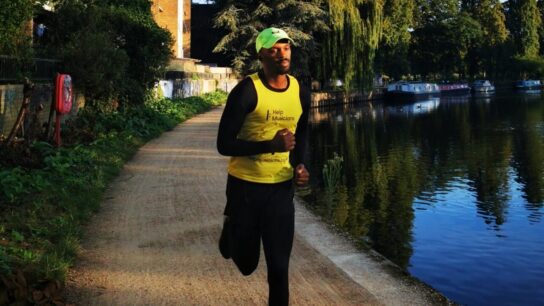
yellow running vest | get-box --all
[228,73,303,183]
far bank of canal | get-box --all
[304,90,544,306]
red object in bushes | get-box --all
[55,74,73,114]
[54,74,73,146]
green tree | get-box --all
[414,0,458,26]
[411,9,483,79]
[448,12,484,78]
[213,0,328,81]
[319,0,384,90]
[375,0,415,79]
[507,0,541,57]
[410,0,459,78]
[470,0,508,47]
[538,0,544,56]
[462,0,508,78]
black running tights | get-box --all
[224,175,295,306]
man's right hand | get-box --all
[270,128,295,152]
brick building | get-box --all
[151,0,191,59]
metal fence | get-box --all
[0,55,61,83]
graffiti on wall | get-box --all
[173,79,203,98]
[158,80,174,99]
[168,78,239,99]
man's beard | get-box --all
[274,60,290,75]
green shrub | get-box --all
[49,3,173,106]
[0,0,33,58]
[0,91,227,287]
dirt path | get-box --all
[65,107,449,305]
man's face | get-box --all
[259,40,291,75]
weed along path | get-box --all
[65,106,450,305]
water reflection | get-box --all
[305,92,544,305]
[439,94,471,104]
[385,98,440,117]
[472,91,494,101]
[515,89,542,95]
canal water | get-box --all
[304,91,544,306]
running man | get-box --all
[216,27,311,306]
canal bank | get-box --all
[311,88,384,108]
[64,106,454,305]
[295,199,455,305]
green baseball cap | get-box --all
[255,27,294,53]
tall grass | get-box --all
[322,153,344,190]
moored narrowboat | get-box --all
[439,83,471,95]
[384,81,440,103]
[514,80,542,90]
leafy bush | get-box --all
[0,0,33,57]
[61,31,130,102]
[0,0,35,81]
[0,91,226,303]
[46,2,173,105]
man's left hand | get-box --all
[294,164,310,186]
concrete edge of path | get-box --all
[294,196,458,306]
